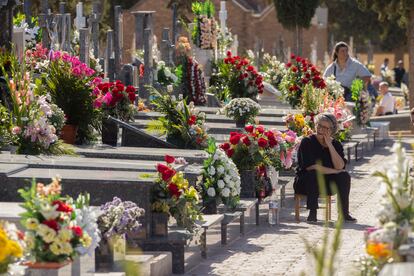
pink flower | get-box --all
[103,92,113,105]
[280,149,293,169]
[72,66,82,77]
[93,99,103,108]
[11,126,21,135]
[62,53,71,62]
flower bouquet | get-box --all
[221,51,264,99]
[260,53,286,88]
[223,98,261,127]
[283,113,313,138]
[356,142,414,274]
[351,79,371,126]
[178,56,207,105]
[325,75,344,100]
[96,197,144,270]
[279,54,326,108]
[191,1,218,50]
[0,221,24,274]
[156,61,178,87]
[152,155,202,233]
[198,139,241,213]
[18,177,95,265]
[148,88,209,149]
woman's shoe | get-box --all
[307,209,317,222]
[343,214,357,222]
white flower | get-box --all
[217,166,225,175]
[221,188,230,197]
[40,203,59,220]
[208,166,216,176]
[167,85,173,93]
[217,180,225,189]
[207,187,216,197]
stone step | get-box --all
[126,251,172,276]
[188,106,299,117]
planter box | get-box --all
[25,261,72,276]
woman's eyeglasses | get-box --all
[316,124,331,131]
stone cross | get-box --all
[12,27,25,62]
[140,28,154,99]
[231,34,238,56]
[61,13,71,52]
[114,5,123,78]
[171,3,178,45]
[310,38,317,65]
[254,39,264,69]
[132,11,155,51]
[160,28,174,67]
[24,0,32,25]
[277,35,286,62]
[90,2,101,58]
[74,2,86,30]
[219,1,227,35]
[39,13,50,49]
[79,28,90,66]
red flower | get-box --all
[52,200,73,213]
[168,183,181,198]
[257,137,268,148]
[126,85,136,93]
[187,115,197,126]
[71,226,83,237]
[295,56,302,63]
[286,62,292,68]
[256,125,264,134]
[42,220,59,231]
[220,143,231,151]
[241,135,251,146]
[116,83,125,92]
[156,163,169,174]
[291,66,298,73]
[226,148,234,158]
[139,64,144,77]
[165,155,175,164]
[244,125,254,133]
[229,134,241,145]
[128,92,136,103]
[264,131,274,139]
[247,65,254,72]
[290,53,295,59]
[227,51,232,57]
[162,168,176,181]
[269,139,278,148]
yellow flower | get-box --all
[366,241,392,260]
[80,233,92,248]
[50,241,63,255]
[186,186,199,201]
[57,228,73,242]
[7,240,23,258]
[60,242,73,255]
[37,224,57,243]
[25,218,39,231]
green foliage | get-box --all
[351,79,364,102]
[273,0,319,30]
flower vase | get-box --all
[102,118,119,146]
[151,212,169,238]
[235,118,247,128]
[60,124,78,144]
[25,261,72,276]
[95,235,126,272]
[239,170,257,198]
[202,198,217,214]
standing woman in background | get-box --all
[323,41,371,101]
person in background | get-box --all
[380,58,389,78]
[375,82,395,116]
[294,113,356,223]
[323,41,371,101]
[394,60,406,87]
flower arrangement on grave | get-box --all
[178,56,207,105]
[198,139,241,211]
[283,113,313,138]
[45,50,101,143]
[260,53,287,88]
[221,51,264,99]
[152,155,202,232]
[356,142,414,274]
[0,52,72,155]
[25,43,50,74]
[13,13,41,50]
[222,97,261,126]
[217,27,234,59]
[18,177,96,263]
[92,79,137,122]
[191,1,218,50]
[97,197,145,240]
[147,88,209,149]
[176,36,192,57]
[156,61,178,87]
[279,53,326,108]
[324,75,344,99]
[71,30,103,74]
[0,220,24,274]
[351,79,371,126]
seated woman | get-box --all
[294,113,356,222]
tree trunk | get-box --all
[409,9,414,132]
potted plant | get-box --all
[148,88,209,149]
[18,177,95,272]
[45,51,100,144]
[96,197,144,271]
[92,79,137,146]
[198,139,241,214]
[151,154,202,235]
[223,98,261,128]
[0,221,24,274]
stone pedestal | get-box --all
[239,170,257,198]
[25,262,72,276]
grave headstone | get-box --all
[141,28,154,99]
[114,5,123,78]
[39,13,50,49]
[219,1,227,35]
[120,64,134,86]
[90,2,101,58]
[79,28,90,65]
[0,0,17,50]
[160,28,174,67]
[24,0,32,25]
[12,27,25,63]
[171,3,178,45]
[61,13,72,52]
[277,35,286,62]
[105,30,115,81]
[132,11,155,51]
[59,2,65,14]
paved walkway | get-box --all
[185,138,409,276]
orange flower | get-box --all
[366,241,392,260]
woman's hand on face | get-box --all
[323,133,333,146]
